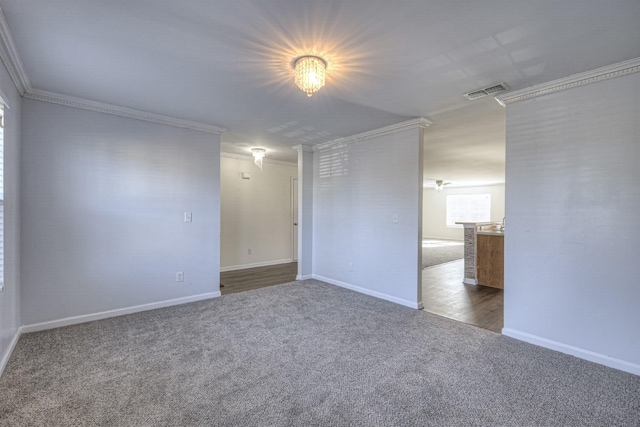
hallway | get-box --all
[220,262,298,295]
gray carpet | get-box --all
[1,280,638,426]
[422,243,464,268]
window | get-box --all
[0,107,4,291]
[446,194,491,226]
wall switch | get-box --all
[176,272,184,282]
[184,212,192,222]
[393,214,399,223]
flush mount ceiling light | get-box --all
[293,55,327,97]
[251,148,267,169]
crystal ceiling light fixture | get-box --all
[251,148,267,169]
[293,55,327,97]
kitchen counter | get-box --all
[476,233,504,289]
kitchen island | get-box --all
[457,222,504,289]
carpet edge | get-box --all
[22,292,221,333]
[503,328,640,376]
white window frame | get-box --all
[446,194,491,226]
[0,105,4,292]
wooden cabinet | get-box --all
[476,234,504,289]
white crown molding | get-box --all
[0,7,31,96]
[220,151,296,166]
[496,57,640,106]
[313,117,432,152]
[0,6,227,134]
[25,89,227,135]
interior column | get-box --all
[293,144,313,280]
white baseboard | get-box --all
[296,274,313,280]
[313,274,423,310]
[422,236,464,242]
[22,292,221,334]
[0,326,22,377]
[220,258,293,272]
[502,328,640,376]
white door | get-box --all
[292,178,298,261]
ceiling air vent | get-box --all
[463,82,509,100]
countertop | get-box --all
[476,230,504,236]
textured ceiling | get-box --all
[2,0,640,186]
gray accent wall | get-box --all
[20,99,221,326]
[503,72,640,373]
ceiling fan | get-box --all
[426,179,451,192]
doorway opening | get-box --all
[420,185,504,332]
[219,153,298,294]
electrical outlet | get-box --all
[248,248,252,255]
[176,272,184,282]
[348,262,353,271]
[393,214,399,223]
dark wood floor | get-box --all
[220,262,298,295]
[422,259,503,333]
[220,259,503,333]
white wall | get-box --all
[220,154,297,270]
[0,62,21,372]
[503,72,640,374]
[312,127,424,308]
[20,99,221,327]
[422,184,505,240]
[296,145,314,279]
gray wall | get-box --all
[21,99,221,326]
[0,62,21,370]
[503,72,640,373]
[312,128,423,308]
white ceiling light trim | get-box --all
[496,57,640,106]
[314,117,432,152]
[25,89,227,135]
